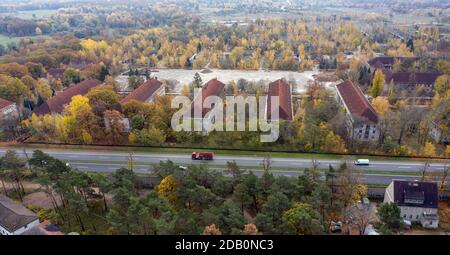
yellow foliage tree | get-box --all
[371,97,390,116]
[157,175,177,205]
[422,142,437,157]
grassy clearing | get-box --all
[0,34,50,46]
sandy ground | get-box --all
[116,68,320,93]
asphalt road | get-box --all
[0,147,448,185]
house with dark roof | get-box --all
[368,57,442,97]
[384,180,439,229]
[386,72,442,97]
[187,78,225,134]
[335,80,379,141]
[266,79,293,122]
[120,78,164,105]
[33,79,103,115]
[0,194,40,235]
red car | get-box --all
[191,152,214,160]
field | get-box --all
[0,9,57,20]
[0,34,50,46]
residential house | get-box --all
[187,78,225,134]
[0,194,40,235]
[335,80,379,142]
[384,180,439,229]
[33,79,103,115]
[120,78,165,104]
[266,79,293,122]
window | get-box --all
[410,215,412,219]
[403,214,406,218]
[416,215,419,219]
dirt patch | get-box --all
[438,201,450,230]
[23,191,61,209]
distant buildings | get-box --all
[335,80,379,142]
[33,79,103,115]
[266,79,293,122]
[0,194,40,235]
[368,56,442,97]
[384,180,439,229]
[120,78,165,104]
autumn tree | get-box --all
[370,69,385,98]
[282,203,323,235]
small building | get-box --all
[384,180,439,229]
[266,79,293,122]
[335,80,379,142]
[0,97,20,136]
[33,79,103,115]
[0,194,40,235]
[120,78,165,105]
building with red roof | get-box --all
[33,79,102,115]
[120,78,164,105]
[266,79,293,122]
[335,80,379,141]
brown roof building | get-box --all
[0,194,40,235]
[189,78,225,118]
[120,78,164,104]
[0,97,15,110]
[335,80,379,141]
[34,79,102,115]
[266,79,293,121]
[336,80,378,123]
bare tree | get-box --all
[420,161,430,181]
[345,203,377,235]
[440,163,449,191]
[261,154,273,173]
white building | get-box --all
[0,195,40,235]
[384,180,439,229]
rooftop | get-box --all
[0,194,39,233]
[189,78,225,118]
[34,79,103,115]
[392,180,438,209]
[335,80,379,123]
[0,97,15,109]
[266,79,293,121]
[120,78,163,104]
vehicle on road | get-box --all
[191,152,214,160]
[354,159,370,165]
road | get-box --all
[0,147,448,185]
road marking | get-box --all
[398,166,412,169]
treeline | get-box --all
[0,149,371,235]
